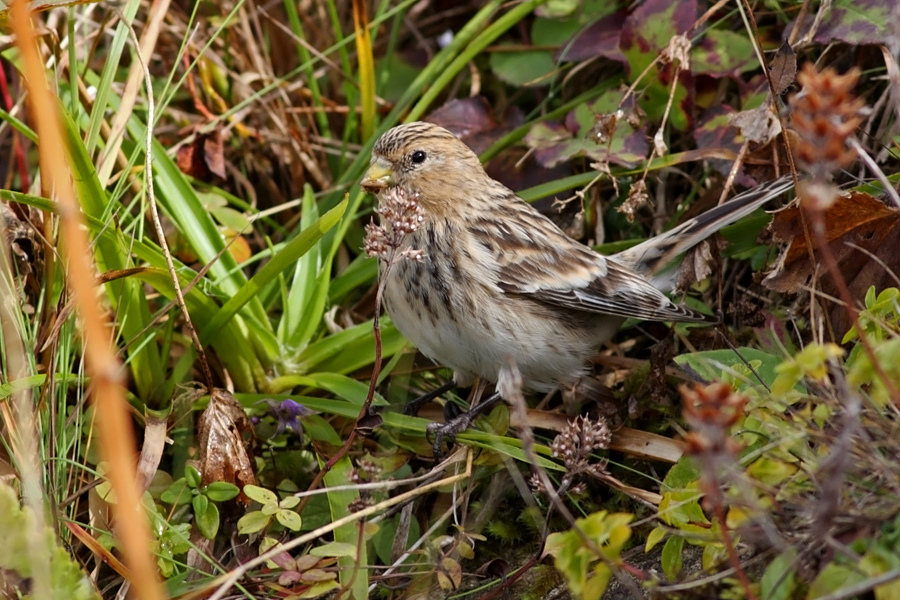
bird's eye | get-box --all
[411,150,427,164]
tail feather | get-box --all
[612,176,794,279]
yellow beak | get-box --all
[360,157,394,192]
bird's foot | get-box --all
[425,392,503,458]
[426,411,477,457]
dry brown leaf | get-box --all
[176,130,226,181]
[729,102,782,145]
[674,240,715,294]
[769,40,797,95]
[763,190,900,337]
[197,388,257,500]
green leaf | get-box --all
[761,549,797,600]
[141,133,259,310]
[535,0,579,18]
[185,465,202,489]
[296,319,406,377]
[532,16,582,46]
[244,484,278,506]
[746,456,798,487]
[544,511,632,600]
[276,509,303,532]
[807,563,867,599]
[691,29,756,77]
[273,372,387,405]
[310,542,359,558]
[490,48,556,87]
[205,482,240,502]
[210,205,252,232]
[280,185,329,350]
[0,483,101,599]
[645,526,667,552]
[0,374,46,400]
[194,497,220,540]
[371,514,421,565]
[237,511,271,535]
[160,478,191,505]
[279,496,301,510]
[661,536,684,580]
[62,110,165,403]
[662,457,701,490]
[192,494,209,518]
[675,347,785,390]
[299,580,341,598]
[309,419,369,599]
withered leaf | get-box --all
[197,388,257,500]
[729,102,782,145]
[763,190,900,338]
[176,130,226,181]
[769,40,797,95]
[673,240,715,294]
[2,202,43,298]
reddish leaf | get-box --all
[426,97,497,142]
[691,30,757,78]
[556,11,627,63]
[176,130,226,181]
[426,99,572,193]
[693,105,755,184]
[763,190,900,338]
[811,0,898,46]
[619,0,698,130]
[525,93,648,168]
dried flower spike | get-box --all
[549,415,612,486]
[680,382,746,458]
[363,185,426,263]
[790,64,865,181]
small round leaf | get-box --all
[276,509,302,532]
[237,511,271,535]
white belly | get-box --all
[382,257,621,393]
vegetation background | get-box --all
[1,0,899,598]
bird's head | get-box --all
[361,122,494,214]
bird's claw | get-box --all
[426,412,476,458]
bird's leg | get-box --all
[403,379,457,416]
[426,391,503,457]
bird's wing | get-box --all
[521,258,717,323]
[466,199,715,324]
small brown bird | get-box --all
[361,121,791,450]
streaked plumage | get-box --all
[362,121,792,397]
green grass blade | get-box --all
[200,196,348,347]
